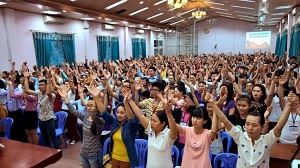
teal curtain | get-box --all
[61,34,76,64]
[111,37,120,61]
[32,32,53,68]
[275,33,281,56]
[289,26,295,57]
[97,36,110,62]
[141,39,146,58]
[292,23,300,60]
[279,29,288,58]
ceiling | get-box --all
[1,0,300,30]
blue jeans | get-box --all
[39,118,59,149]
[80,149,103,168]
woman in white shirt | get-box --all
[209,91,294,168]
[129,92,177,168]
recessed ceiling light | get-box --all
[123,21,128,24]
[139,1,144,4]
[210,7,228,11]
[105,0,128,10]
[70,0,76,2]
[37,5,43,8]
[129,7,149,16]
[80,17,95,20]
[159,16,175,23]
[206,2,224,6]
[62,10,67,12]
[275,5,293,9]
[154,0,167,6]
[271,12,285,16]
[146,13,164,20]
[42,11,61,15]
[0,2,7,5]
[98,17,102,19]
[231,5,255,10]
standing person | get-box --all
[24,71,59,149]
[129,92,177,168]
[210,90,295,168]
[58,89,105,168]
[0,80,8,137]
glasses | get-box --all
[151,88,160,92]
[123,85,131,89]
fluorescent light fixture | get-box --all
[99,17,102,19]
[269,18,281,20]
[170,19,185,25]
[139,1,144,4]
[159,16,175,23]
[42,11,61,15]
[80,17,95,20]
[146,13,164,20]
[154,0,167,6]
[105,0,128,10]
[70,0,76,1]
[216,11,232,15]
[231,5,255,10]
[239,0,255,2]
[181,8,196,15]
[129,7,149,16]
[62,10,67,12]
[220,15,235,18]
[37,5,43,8]
[188,16,193,19]
[235,11,255,15]
[275,5,293,9]
[169,8,176,11]
[237,15,255,18]
[123,21,128,24]
[206,2,224,5]
[210,7,228,11]
[271,13,284,15]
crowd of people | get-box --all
[0,51,299,168]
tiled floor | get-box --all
[46,141,82,168]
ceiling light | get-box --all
[181,8,197,15]
[0,2,7,5]
[105,0,128,10]
[140,24,144,27]
[37,5,43,8]
[99,17,102,19]
[80,17,95,20]
[42,11,61,15]
[216,11,232,15]
[220,15,235,18]
[123,21,128,24]
[159,16,175,23]
[129,7,149,16]
[192,8,206,19]
[154,0,167,5]
[169,8,176,11]
[271,13,284,16]
[146,13,164,20]
[206,2,224,6]
[70,0,76,1]
[140,1,144,4]
[62,10,67,12]
[239,0,255,2]
[167,0,188,9]
[210,7,228,11]
[231,5,255,10]
[275,5,293,9]
[170,19,185,25]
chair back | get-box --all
[0,117,14,139]
[172,145,179,167]
[135,139,148,167]
[55,111,68,130]
[213,153,238,168]
[221,131,232,153]
[103,138,111,156]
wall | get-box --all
[197,17,277,54]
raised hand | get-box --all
[278,76,286,85]
[57,89,68,99]
[264,105,273,120]
[157,92,168,105]
[23,71,30,78]
[85,85,100,97]
[205,92,215,103]
[91,73,98,80]
[6,80,12,86]
[135,82,142,91]
[287,92,297,105]
[121,88,132,103]
[102,70,111,80]
[78,84,84,93]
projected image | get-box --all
[246,31,271,49]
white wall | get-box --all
[197,17,277,54]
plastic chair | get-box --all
[213,153,238,168]
[221,131,232,153]
[172,145,179,167]
[0,117,14,139]
[135,139,148,168]
[103,137,111,156]
[54,111,68,148]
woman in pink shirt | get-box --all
[23,81,39,145]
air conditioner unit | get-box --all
[43,15,65,24]
[292,6,300,16]
[102,24,115,30]
[134,29,144,34]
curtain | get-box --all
[289,26,295,57]
[111,37,120,61]
[292,23,300,60]
[32,32,53,68]
[141,39,146,58]
[61,34,76,64]
[132,38,146,59]
[275,33,281,56]
[279,29,288,58]
[97,36,110,62]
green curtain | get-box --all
[279,29,288,58]
[111,37,120,61]
[132,38,140,59]
[275,33,281,56]
[61,34,76,64]
[96,36,110,62]
[289,26,295,57]
[32,32,53,68]
[292,23,300,60]
[141,39,146,58]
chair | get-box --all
[135,139,148,168]
[54,111,68,148]
[221,131,232,153]
[103,137,111,156]
[0,117,14,139]
[172,145,179,167]
[213,153,238,168]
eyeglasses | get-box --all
[151,89,160,92]
[123,85,131,88]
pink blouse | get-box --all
[24,95,38,111]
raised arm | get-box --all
[103,71,120,100]
[164,97,177,140]
[24,72,36,95]
[46,70,54,99]
[278,76,286,111]
[265,71,277,106]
